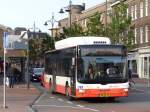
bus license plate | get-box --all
[100,93,110,97]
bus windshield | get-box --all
[77,56,127,84]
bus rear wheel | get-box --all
[65,87,74,101]
[50,82,55,94]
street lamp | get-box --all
[59,0,72,29]
[25,24,41,89]
[44,12,58,43]
[105,0,108,35]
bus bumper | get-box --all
[76,88,129,98]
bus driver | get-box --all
[88,64,94,79]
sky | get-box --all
[0,0,105,32]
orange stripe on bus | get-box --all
[43,82,128,98]
[76,88,128,98]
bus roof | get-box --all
[55,37,111,50]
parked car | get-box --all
[30,68,44,82]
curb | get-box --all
[28,84,43,112]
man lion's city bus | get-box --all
[43,37,129,100]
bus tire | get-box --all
[108,97,115,101]
[50,85,55,94]
[49,79,55,94]
[65,87,74,101]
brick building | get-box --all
[122,0,150,78]
[58,0,150,78]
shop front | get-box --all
[138,46,150,79]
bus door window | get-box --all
[77,58,84,79]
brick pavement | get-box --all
[0,83,40,112]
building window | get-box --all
[140,2,144,18]
[134,5,137,19]
[145,0,149,16]
[131,6,134,20]
[140,27,143,43]
[134,28,137,44]
[145,25,149,43]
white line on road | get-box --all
[58,98,64,102]
[76,105,85,108]
[67,101,73,104]
[132,88,145,92]
[35,92,47,104]
[33,104,100,112]
[49,97,55,99]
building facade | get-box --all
[124,0,150,78]
[58,0,150,78]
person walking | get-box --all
[8,64,15,88]
[128,68,135,87]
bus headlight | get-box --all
[79,89,85,93]
[124,88,128,92]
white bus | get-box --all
[43,37,129,100]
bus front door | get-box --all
[70,65,76,97]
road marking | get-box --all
[67,101,73,104]
[49,97,55,99]
[35,92,47,104]
[76,105,85,108]
[33,105,101,112]
[58,98,64,102]
[131,88,145,92]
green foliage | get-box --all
[86,12,105,36]
[29,33,54,61]
[58,1,134,51]
[61,23,84,38]
[108,1,134,51]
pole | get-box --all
[3,48,6,108]
[105,0,107,35]
[69,0,72,29]
[27,33,30,89]
[3,32,7,108]
[148,59,150,87]
[51,12,54,42]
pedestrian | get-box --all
[128,68,135,87]
[8,64,15,88]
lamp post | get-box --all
[44,12,58,43]
[59,0,72,30]
[26,23,41,89]
[105,0,108,35]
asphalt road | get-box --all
[32,83,150,112]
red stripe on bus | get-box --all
[43,82,128,98]
[76,88,128,98]
[44,82,51,90]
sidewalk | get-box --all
[133,78,150,89]
[0,83,40,112]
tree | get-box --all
[42,33,54,51]
[86,12,105,36]
[60,23,84,38]
[108,1,134,50]
[29,33,54,62]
